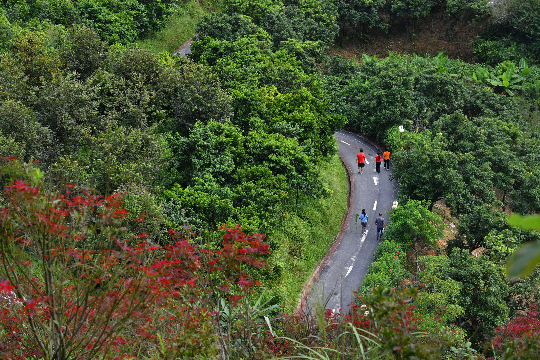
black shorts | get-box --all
[358,162,365,168]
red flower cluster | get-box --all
[0,179,270,359]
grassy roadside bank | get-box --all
[137,1,219,54]
[268,153,349,312]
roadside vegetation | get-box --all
[1,0,540,358]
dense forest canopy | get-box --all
[1,0,540,358]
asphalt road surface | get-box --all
[174,39,192,56]
[307,131,398,313]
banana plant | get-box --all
[471,66,490,83]
[486,63,521,96]
[362,53,390,65]
[432,52,448,73]
[485,59,536,96]
[362,53,376,63]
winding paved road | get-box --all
[174,40,397,312]
[306,131,398,312]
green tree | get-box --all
[29,72,99,154]
[385,128,460,205]
[195,12,263,42]
[0,130,25,158]
[51,126,168,195]
[0,100,54,163]
[158,58,233,135]
[384,199,444,246]
[447,248,510,347]
[416,255,467,345]
[8,29,61,87]
[0,52,28,101]
[75,0,147,44]
[59,24,107,79]
[334,0,386,40]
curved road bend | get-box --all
[307,131,398,313]
[173,40,397,312]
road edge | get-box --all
[295,151,355,313]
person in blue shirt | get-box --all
[358,209,368,235]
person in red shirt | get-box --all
[357,148,366,174]
[375,152,382,173]
[383,150,391,171]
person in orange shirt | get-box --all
[357,148,366,174]
[383,150,391,171]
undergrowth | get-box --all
[137,1,219,54]
[268,153,348,312]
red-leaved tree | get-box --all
[491,304,540,358]
[0,164,269,360]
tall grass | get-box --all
[137,1,219,54]
[268,153,349,312]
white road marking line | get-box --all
[373,201,377,211]
[344,231,368,278]
[373,176,379,185]
[365,160,370,164]
[341,140,351,146]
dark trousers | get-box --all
[376,162,381,173]
[384,159,389,170]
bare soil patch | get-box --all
[329,11,489,63]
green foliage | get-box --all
[341,59,417,142]
[506,241,540,280]
[8,29,62,87]
[159,57,232,134]
[195,12,263,42]
[334,0,387,37]
[444,248,510,346]
[385,128,460,205]
[416,255,467,345]
[384,199,444,247]
[28,72,99,154]
[0,130,26,158]
[474,37,536,66]
[475,0,540,65]
[0,0,177,45]
[59,24,106,78]
[446,0,491,19]
[163,118,329,234]
[221,0,339,45]
[390,0,438,20]
[507,214,540,231]
[362,240,409,293]
[0,8,14,49]
[0,100,54,163]
[163,182,236,231]
[52,126,168,195]
[277,38,326,74]
[363,286,454,358]
[115,182,167,241]
[477,59,538,96]
[333,0,491,42]
[505,214,540,280]
[0,52,28,101]
[223,0,283,21]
